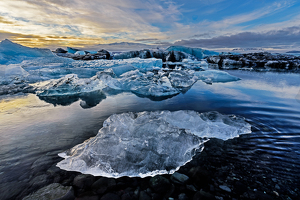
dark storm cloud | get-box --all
[174,26,300,48]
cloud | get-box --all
[135,38,159,42]
[0,16,14,25]
[0,0,180,44]
[0,0,299,50]
[0,30,111,49]
[174,26,300,50]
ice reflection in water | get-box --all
[0,70,300,199]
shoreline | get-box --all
[19,136,299,200]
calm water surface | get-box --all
[0,70,300,199]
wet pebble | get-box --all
[219,185,231,193]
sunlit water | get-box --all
[0,70,300,199]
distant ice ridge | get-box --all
[57,110,251,178]
[166,46,219,59]
[0,39,55,65]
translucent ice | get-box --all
[74,51,87,56]
[69,58,162,71]
[36,74,105,97]
[110,65,137,76]
[168,70,198,88]
[57,110,251,177]
[97,69,180,98]
[0,64,29,84]
[194,70,241,84]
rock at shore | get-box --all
[22,183,74,200]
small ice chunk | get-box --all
[67,47,80,54]
[74,51,87,56]
[57,110,251,178]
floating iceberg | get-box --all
[97,69,180,98]
[166,46,219,59]
[36,74,105,97]
[35,67,241,100]
[168,70,198,89]
[194,70,241,84]
[69,58,162,71]
[67,47,80,54]
[110,65,137,77]
[57,110,251,177]
[0,39,55,65]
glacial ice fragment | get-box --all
[97,69,180,97]
[166,46,219,59]
[36,74,105,97]
[168,70,198,88]
[0,64,29,84]
[57,110,251,178]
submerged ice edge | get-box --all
[58,144,207,178]
[56,110,251,178]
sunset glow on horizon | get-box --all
[1,0,300,51]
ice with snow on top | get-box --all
[57,110,251,178]
[166,46,219,59]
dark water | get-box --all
[0,70,300,199]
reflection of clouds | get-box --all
[0,94,50,115]
[208,83,253,101]
[296,90,300,103]
[241,80,300,100]
[201,77,300,104]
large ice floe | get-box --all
[57,110,251,178]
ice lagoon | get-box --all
[0,40,300,199]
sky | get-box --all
[0,0,300,51]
